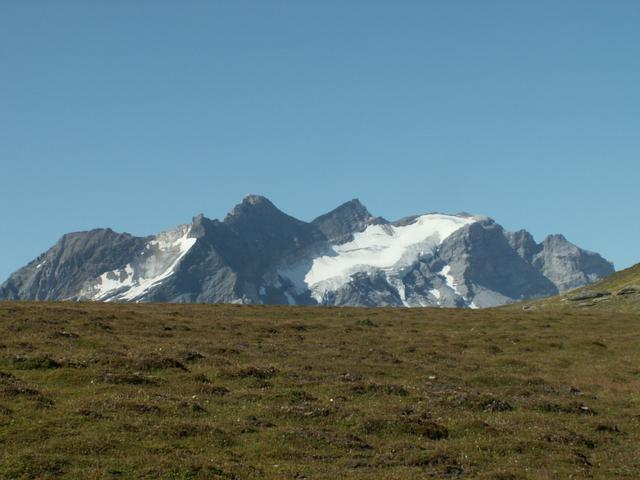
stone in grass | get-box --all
[617,286,640,296]
[569,291,610,301]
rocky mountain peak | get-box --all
[242,194,271,206]
[311,198,381,243]
[543,233,569,245]
[224,194,281,221]
[534,234,614,292]
[0,197,616,307]
[506,229,540,263]
[336,198,370,217]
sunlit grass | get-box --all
[0,302,639,479]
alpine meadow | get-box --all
[1,1,639,479]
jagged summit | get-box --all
[0,196,615,307]
[327,198,371,217]
[311,198,380,243]
[242,193,270,205]
[224,194,283,222]
[543,233,569,244]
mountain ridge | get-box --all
[0,195,615,307]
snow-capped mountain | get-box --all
[0,195,615,307]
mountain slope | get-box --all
[588,263,640,292]
[517,263,640,312]
[0,229,149,301]
[311,198,386,244]
[0,195,615,307]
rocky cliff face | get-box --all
[311,199,385,244]
[0,229,149,301]
[0,195,615,307]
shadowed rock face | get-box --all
[442,221,559,301]
[506,229,540,263]
[0,195,615,307]
[532,234,615,292]
[0,229,148,301]
[222,195,326,276]
[311,199,386,244]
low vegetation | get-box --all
[518,263,640,312]
[0,301,639,479]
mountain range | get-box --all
[0,195,615,307]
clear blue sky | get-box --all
[1,0,639,281]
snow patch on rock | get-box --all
[439,265,461,295]
[281,214,476,303]
[80,225,196,302]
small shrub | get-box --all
[355,319,377,327]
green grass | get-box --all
[591,263,640,292]
[517,263,640,312]
[0,301,639,479]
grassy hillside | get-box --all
[585,263,640,292]
[0,302,639,479]
[518,264,640,312]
